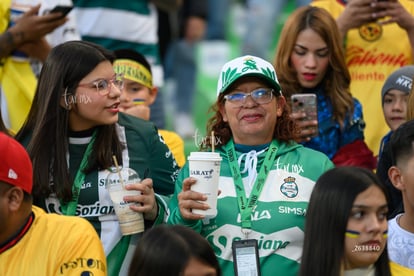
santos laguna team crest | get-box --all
[280,176,298,198]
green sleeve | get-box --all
[325,158,335,170]
[147,127,180,195]
[153,194,170,226]
[120,113,180,196]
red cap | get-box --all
[0,132,32,193]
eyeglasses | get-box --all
[78,74,124,96]
[224,88,275,107]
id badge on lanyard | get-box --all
[225,139,278,276]
[232,239,261,276]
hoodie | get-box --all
[168,138,333,276]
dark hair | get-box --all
[389,119,414,166]
[274,6,353,127]
[113,48,152,74]
[15,41,124,203]
[128,225,221,276]
[201,77,298,150]
[300,166,391,276]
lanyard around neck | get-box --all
[60,131,97,216]
[225,139,278,230]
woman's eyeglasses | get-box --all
[224,88,275,107]
[78,74,124,96]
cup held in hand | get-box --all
[106,167,145,235]
[188,152,222,217]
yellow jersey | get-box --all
[0,206,107,275]
[312,0,414,155]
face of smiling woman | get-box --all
[68,61,122,131]
[220,76,285,145]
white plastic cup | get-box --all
[188,152,222,217]
[106,167,144,235]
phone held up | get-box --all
[49,5,73,19]
[291,93,318,138]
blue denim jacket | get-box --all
[302,89,365,159]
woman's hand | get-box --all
[177,177,209,220]
[124,178,158,221]
[17,37,51,62]
[290,111,318,143]
[336,0,382,38]
[373,0,414,31]
[11,4,67,45]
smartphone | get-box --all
[232,239,261,276]
[291,93,318,136]
[49,5,73,18]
